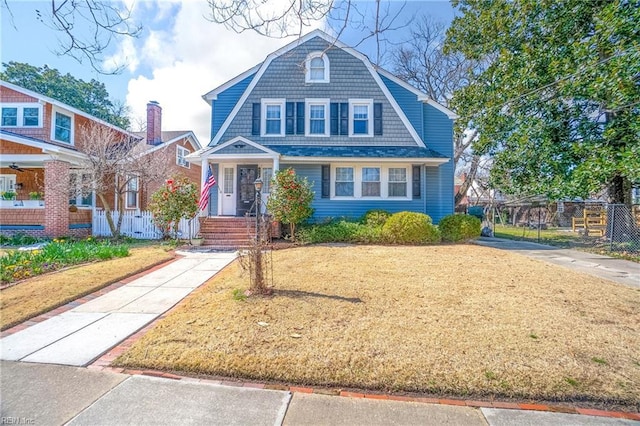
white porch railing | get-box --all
[92,210,200,240]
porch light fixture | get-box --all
[14,183,23,190]
[253,178,263,193]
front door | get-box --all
[221,167,236,216]
[237,165,258,217]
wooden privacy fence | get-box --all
[92,210,200,240]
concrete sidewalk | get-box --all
[0,251,236,366]
[474,237,640,288]
[1,361,637,425]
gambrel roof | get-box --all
[204,29,456,148]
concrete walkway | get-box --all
[1,361,637,426]
[0,251,236,366]
[474,237,640,288]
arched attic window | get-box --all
[305,52,330,83]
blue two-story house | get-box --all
[192,29,456,228]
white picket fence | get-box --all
[92,210,200,240]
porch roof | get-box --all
[267,145,448,159]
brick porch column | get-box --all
[44,159,70,237]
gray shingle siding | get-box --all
[219,37,417,146]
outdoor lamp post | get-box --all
[254,178,263,237]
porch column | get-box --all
[44,159,70,237]
[273,155,280,172]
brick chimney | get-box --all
[146,101,162,145]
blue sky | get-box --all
[1,1,455,144]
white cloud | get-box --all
[121,0,323,146]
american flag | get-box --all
[198,166,216,211]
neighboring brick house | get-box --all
[191,29,456,223]
[127,101,202,210]
[0,81,201,237]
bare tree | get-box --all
[73,123,169,238]
[2,0,141,74]
[205,0,409,64]
[391,16,483,208]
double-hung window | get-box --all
[125,175,139,209]
[362,167,381,197]
[388,168,407,197]
[1,104,42,127]
[52,109,73,144]
[349,100,373,136]
[306,99,329,136]
[177,146,190,168]
[335,167,354,197]
[1,107,17,126]
[261,99,285,136]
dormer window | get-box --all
[305,52,330,83]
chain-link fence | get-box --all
[487,202,640,254]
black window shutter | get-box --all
[285,102,295,135]
[374,103,383,135]
[296,102,305,134]
[252,103,260,135]
[339,102,348,135]
[412,165,421,199]
[330,103,339,135]
[321,165,330,198]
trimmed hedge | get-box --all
[439,214,482,242]
[382,211,441,244]
[361,209,392,227]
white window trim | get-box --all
[124,175,139,210]
[1,103,43,128]
[349,99,374,137]
[305,51,330,83]
[305,98,330,137]
[330,164,411,200]
[50,106,74,145]
[261,98,286,137]
[176,145,191,168]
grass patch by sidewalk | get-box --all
[0,246,174,330]
[114,245,640,409]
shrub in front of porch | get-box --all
[266,168,314,241]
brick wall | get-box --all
[0,208,91,238]
[44,160,70,237]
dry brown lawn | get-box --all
[114,245,640,407]
[1,246,174,330]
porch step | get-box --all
[199,217,257,247]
